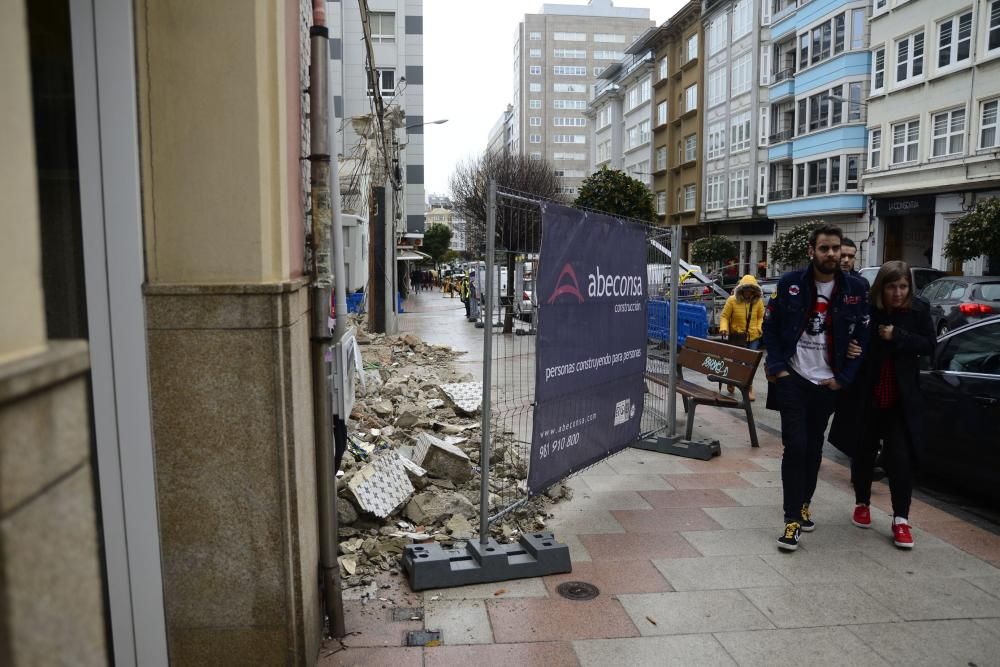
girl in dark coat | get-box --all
[828,260,936,549]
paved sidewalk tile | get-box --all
[487,597,639,643]
[424,641,579,666]
[545,509,625,535]
[561,532,592,563]
[701,505,783,529]
[320,646,423,666]
[759,550,897,585]
[611,508,722,533]
[923,521,1000,564]
[560,490,653,512]
[716,626,889,667]
[681,528,787,556]
[431,577,548,600]
[863,544,1000,578]
[425,600,493,645]
[652,555,790,591]
[574,635,736,666]
[607,456,693,475]
[639,488,740,509]
[575,461,618,476]
[740,583,899,628]
[736,471,783,488]
[579,531,700,561]
[544,560,673,596]
[859,577,1000,621]
[338,601,424,648]
[852,619,1000,667]
[675,457,768,473]
[662,472,752,489]
[792,524,947,554]
[617,589,774,635]
[578,474,674,492]
[966,574,1000,598]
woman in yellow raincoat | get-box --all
[719,274,765,400]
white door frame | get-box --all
[70,0,169,664]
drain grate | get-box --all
[556,581,600,601]
[406,630,442,646]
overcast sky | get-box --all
[422,0,685,199]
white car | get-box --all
[514,278,535,320]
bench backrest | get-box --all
[678,336,762,388]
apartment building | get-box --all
[861,0,1000,275]
[701,0,774,276]
[330,0,426,233]
[487,104,516,154]
[763,0,870,266]
[513,0,655,197]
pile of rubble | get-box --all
[335,321,571,590]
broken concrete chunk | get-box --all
[438,382,483,416]
[394,402,423,428]
[337,498,359,526]
[373,400,394,417]
[401,334,421,348]
[414,432,472,484]
[445,514,475,540]
[426,399,445,410]
[403,490,476,525]
[397,455,429,490]
[346,452,415,518]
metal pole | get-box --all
[667,223,681,438]
[479,180,497,545]
[308,18,345,638]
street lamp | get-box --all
[404,118,449,131]
[822,93,867,108]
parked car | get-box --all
[758,279,779,301]
[918,275,1000,335]
[918,316,1000,503]
[514,277,535,321]
[857,266,946,292]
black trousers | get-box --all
[776,371,838,521]
[851,406,913,519]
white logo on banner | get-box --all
[614,398,636,426]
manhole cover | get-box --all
[406,630,442,646]
[556,581,600,601]
[392,607,424,622]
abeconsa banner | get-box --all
[528,204,647,494]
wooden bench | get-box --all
[645,336,764,447]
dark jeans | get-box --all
[852,407,912,519]
[776,371,838,521]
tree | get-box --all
[449,150,561,332]
[691,236,738,272]
[573,166,656,223]
[770,221,819,271]
[944,198,1000,266]
[422,223,453,266]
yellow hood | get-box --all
[734,274,762,299]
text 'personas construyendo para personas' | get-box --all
[529,204,648,494]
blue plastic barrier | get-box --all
[346,292,364,313]
[647,299,709,346]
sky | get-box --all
[422,0,685,200]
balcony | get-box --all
[767,188,793,201]
[768,129,794,145]
[772,68,794,84]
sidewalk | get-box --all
[323,291,1000,666]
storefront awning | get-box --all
[397,249,431,261]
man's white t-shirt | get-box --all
[789,279,835,384]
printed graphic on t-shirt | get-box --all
[805,298,829,336]
[790,280,835,384]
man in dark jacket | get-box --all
[763,224,870,551]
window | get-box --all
[627,85,640,110]
[530,116,542,126]
[659,57,669,80]
[684,134,697,162]
[657,101,668,125]
[656,191,667,215]
[708,68,727,107]
[795,163,805,196]
[554,99,587,110]
[758,165,768,205]
[529,31,542,40]
[553,83,587,93]
[529,152,542,161]
[709,14,728,55]
[554,32,586,41]
[530,83,542,92]
[937,12,972,69]
[707,122,727,159]
[834,14,846,54]
[685,84,698,112]
[529,99,542,109]
[990,0,1000,53]
[684,184,696,211]
[626,124,640,148]
[846,154,860,189]
[896,32,925,83]
[627,161,649,181]
[557,186,578,195]
[594,33,626,43]
[554,152,585,160]
[554,117,587,126]
[593,50,625,60]
[640,77,651,104]
[874,0,887,13]
[797,99,807,135]
[656,146,668,171]
[731,111,751,151]
[553,66,586,76]
[733,0,752,39]
[367,68,395,95]
[554,169,586,177]
[370,12,395,43]
[598,106,612,128]
[596,140,612,162]
[938,323,1000,375]
[759,106,770,145]
[848,82,863,122]
[686,34,698,61]
[932,108,965,156]
[529,134,542,143]
[553,134,585,143]
[891,119,920,163]
[729,169,750,207]
[530,49,542,58]
[869,128,882,169]
[706,175,726,210]
[981,99,999,149]
[731,52,752,96]
[807,159,828,194]
[799,34,809,70]
[830,156,841,191]
[872,47,885,93]
[640,120,651,144]
[530,65,542,75]
[553,48,586,58]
